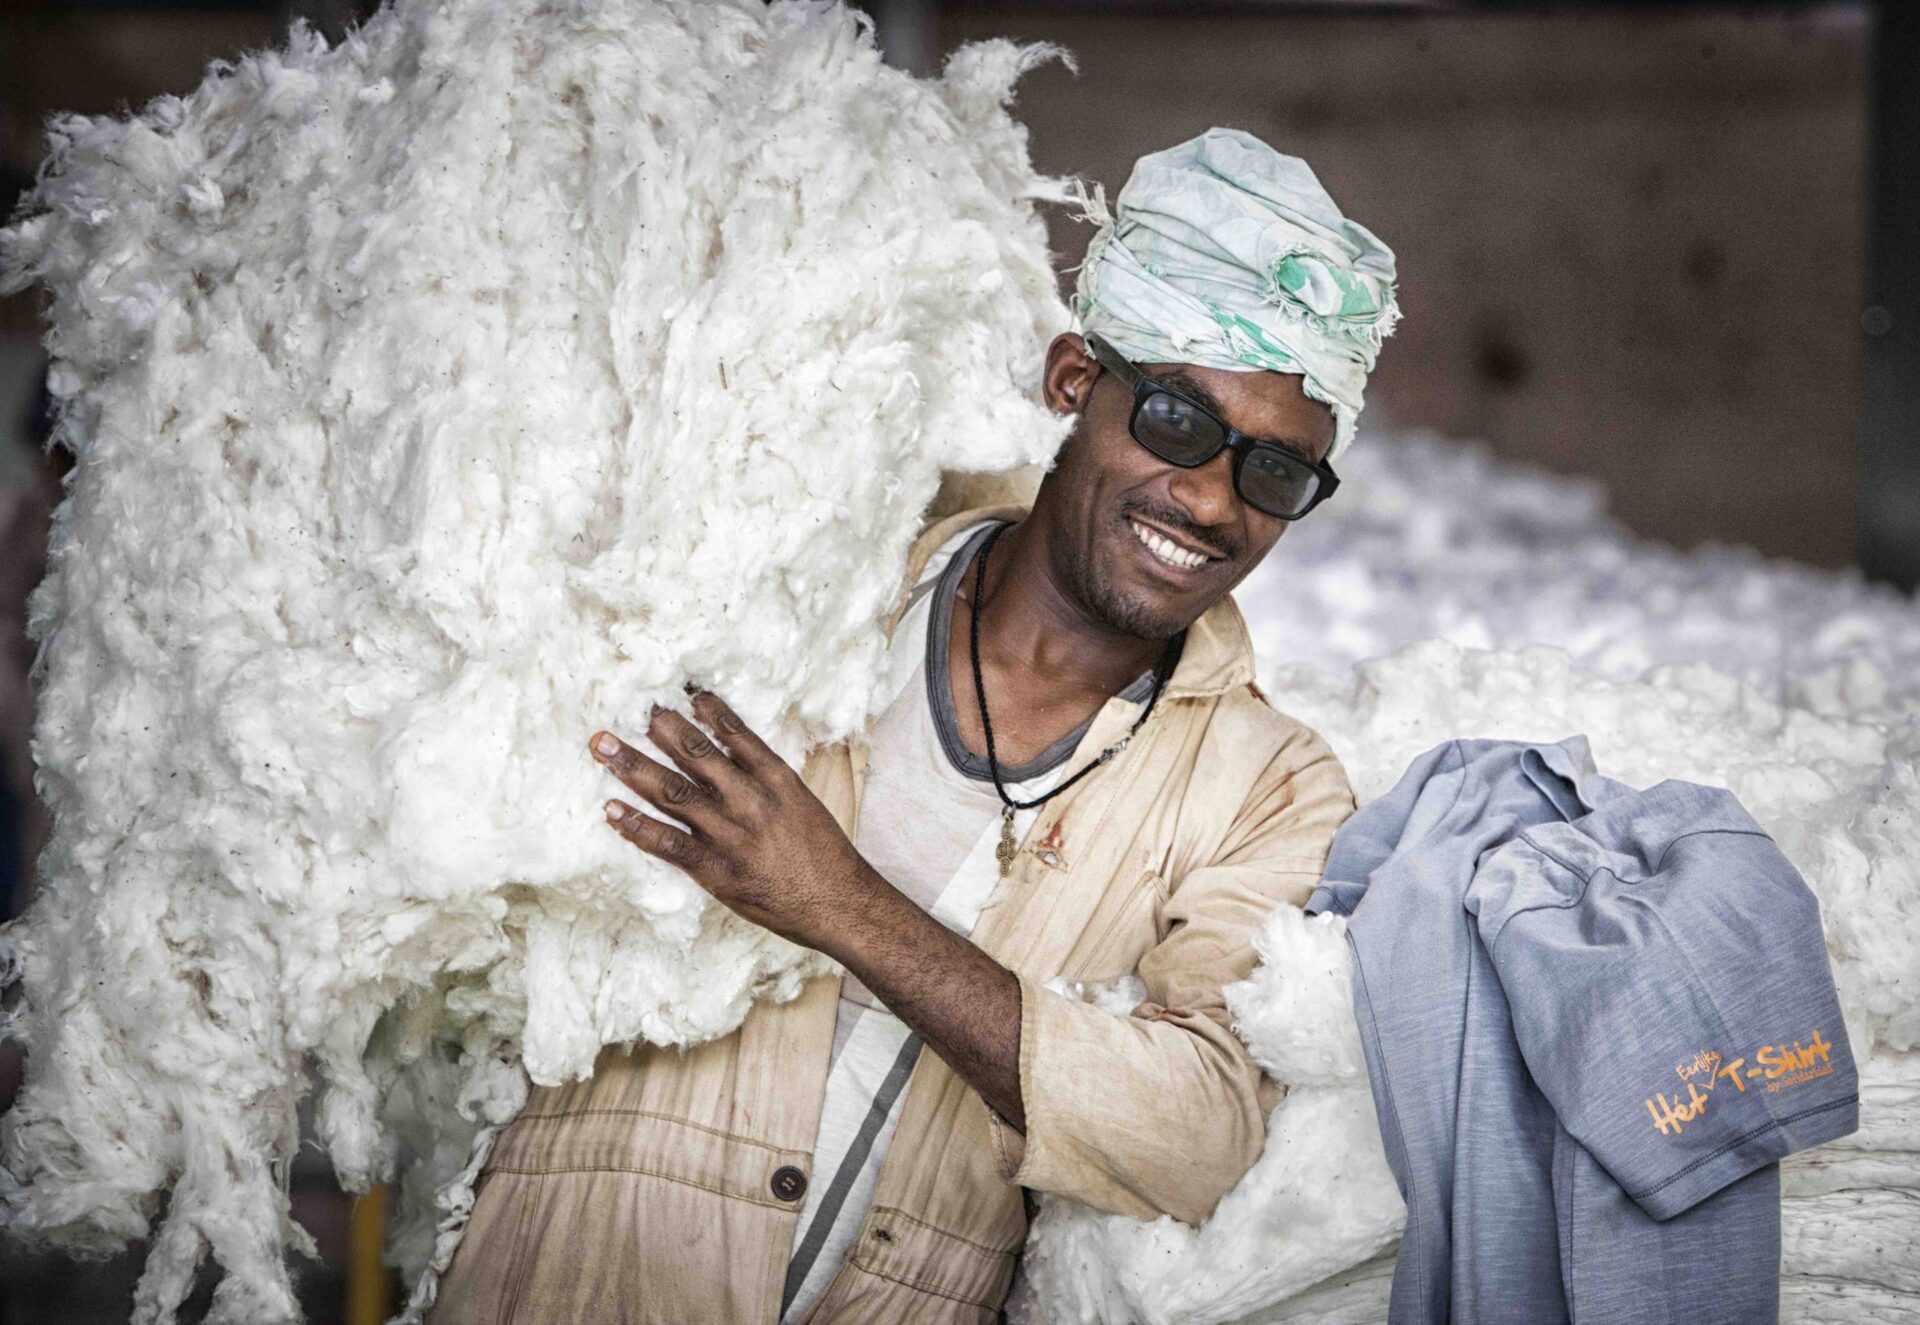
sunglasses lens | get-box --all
[1133,391,1226,465]
[1239,445,1322,518]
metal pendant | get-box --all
[996,806,1018,877]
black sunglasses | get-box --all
[1083,332,1340,521]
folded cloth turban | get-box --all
[1074,127,1401,461]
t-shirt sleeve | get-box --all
[1469,821,1859,1221]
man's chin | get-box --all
[1062,531,1205,642]
[1086,581,1197,643]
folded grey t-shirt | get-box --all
[1309,736,1858,1324]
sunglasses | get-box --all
[1083,332,1340,521]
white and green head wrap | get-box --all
[1074,127,1401,461]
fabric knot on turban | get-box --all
[1073,127,1401,460]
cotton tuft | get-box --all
[0,1,1073,1318]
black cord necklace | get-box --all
[968,522,1177,876]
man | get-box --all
[430,126,1399,1324]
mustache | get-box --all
[1121,499,1241,561]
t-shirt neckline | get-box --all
[923,519,1160,786]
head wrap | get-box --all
[1073,127,1400,460]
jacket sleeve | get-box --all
[982,725,1357,1226]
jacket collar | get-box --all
[895,503,1257,702]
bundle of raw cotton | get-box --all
[1238,423,1920,717]
[1024,433,1920,1324]
[0,1,1071,1318]
[1022,916,1404,1325]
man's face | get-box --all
[1032,332,1338,641]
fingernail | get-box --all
[604,800,625,823]
[593,732,619,758]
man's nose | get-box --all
[1166,448,1239,529]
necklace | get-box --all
[968,522,1178,876]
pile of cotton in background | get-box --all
[0,1,1074,1319]
[1022,426,1920,1324]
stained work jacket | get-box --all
[428,505,1357,1323]
[1309,735,1859,1325]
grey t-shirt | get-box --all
[1309,735,1859,1325]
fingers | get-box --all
[604,799,708,872]
[645,706,753,795]
[590,730,718,830]
[590,691,779,863]
[686,689,782,778]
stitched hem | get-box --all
[869,1204,1023,1260]
[843,1258,1006,1311]
[1632,1095,1859,1201]
[985,1106,1022,1182]
[1347,930,1424,1308]
[1515,825,1773,890]
[1006,971,1046,1185]
[483,1161,802,1212]
[1484,855,1606,955]
[506,1105,795,1155]
[1566,1136,1579,1325]
[1651,827,1772,874]
[495,1163,544,1325]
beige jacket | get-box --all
[429,506,1357,1324]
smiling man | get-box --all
[429,127,1399,1325]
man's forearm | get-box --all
[821,862,1026,1131]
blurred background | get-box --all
[0,0,1913,1321]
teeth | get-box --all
[1131,520,1210,570]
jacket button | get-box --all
[771,1165,807,1202]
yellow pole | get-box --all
[346,1184,393,1325]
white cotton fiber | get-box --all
[1237,424,1920,716]
[1022,1087,1404,1325]
[1225,907,1364,1088]
[1027,430,1920,1324]
[0,1,1071,1318]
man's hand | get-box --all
[590,690,1027,1129]
[589,689,877,956]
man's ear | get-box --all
[1042,332,1101,415]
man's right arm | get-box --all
[980,722,1357,1225]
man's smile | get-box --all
[1126,515,1227,576]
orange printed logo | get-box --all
[1645,1029,1834,1137]
[1646,1054,1750,1137]
[1753,1030,1834,1093]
